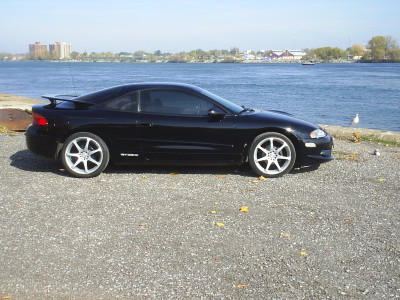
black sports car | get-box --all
[26,83,333,178]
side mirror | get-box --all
[208,107,226,119]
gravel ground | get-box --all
[0,132,399,299]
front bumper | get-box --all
[299,135,334,165]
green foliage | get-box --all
[313,47,347,61]
[362,35,400,62]
[350,44,364,56]
[360,135,400,147]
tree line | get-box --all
[1,35,399,63]
[303,35,400,62]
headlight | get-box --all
[310,128,326,139]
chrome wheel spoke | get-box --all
[277,155,290,160]
[88,156,101,166]
[72,158,83,169]
[73,140,83,152]
[257,145,269,155]
[265,160,273,172]
[274,161,283,171]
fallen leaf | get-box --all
[139,222,148,226]
[214,202,219,205]
[281,232,291,238]
[252,180,259,183]
[141,178,149,182]
[258,176,266,181]
[299,251,307,256]
[0,295,12,299]
[170,173,179,176]
[211,210,216,214]
[378,178,386,182]
[235,284,246,288]
[169,186,174,189]
[345,217,353,221]
[212,261,221,264]
[216,175,226,178]
[216,222,225,227]
[239,206,249,212]
[389,246,395,251]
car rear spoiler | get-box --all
[42,94,94,108]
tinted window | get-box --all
[97,91,138,112]
[140,90,214,116]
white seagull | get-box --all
[350,114,359,126]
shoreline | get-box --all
[1,93,399,143]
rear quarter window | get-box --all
[96,91,139,112]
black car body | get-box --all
[26,83,333,178]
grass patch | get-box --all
[0,125,8,133]
[360,135,400,147]
[335,134,400,147]
[0,125,17,136]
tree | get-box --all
[105,52,114,59]
[34,49,51,60]
[70,51,80,60]
[386,36,400,62]
[368,36,387,62]
[230,47,239,55]
[313,47,347,61]
[51,49,59,60]
[134,50,146,60]
[388,48,400,62]
[350,44,364,57]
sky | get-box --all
[1,0,399,54]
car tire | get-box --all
[248,132,296,178]
[61,132,110,178]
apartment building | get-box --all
[49,42,72,59]
[29,42,48,59]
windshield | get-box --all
[198,88,243,114]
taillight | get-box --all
[33,113,48,126]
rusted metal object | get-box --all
[0,108,33,131]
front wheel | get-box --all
[61,132,110,178]
[248,132,296,178]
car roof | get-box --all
[76,82,203,103]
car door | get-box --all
[137,88,237,163]
[94,90,142,163]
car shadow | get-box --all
[10,150,62,175]
[291,164,320,174]
[10,150,321,178]
[104,164,255,177]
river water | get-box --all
[1,61,399,131]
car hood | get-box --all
[242,108,321,135]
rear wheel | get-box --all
[248,132,296,177]
[61,132,109,178]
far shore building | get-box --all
[29,42,48,59]
[49,42,72,59]
[262,50,306,61]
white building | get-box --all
[49,42,72,59]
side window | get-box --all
[140,90,213,116]
[97,91,138,112]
